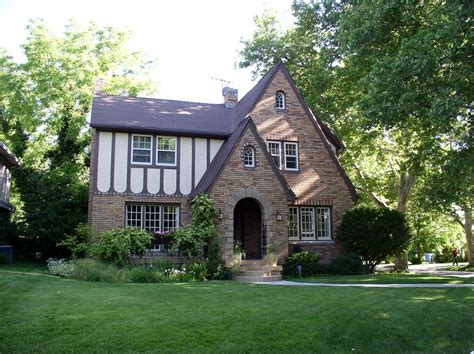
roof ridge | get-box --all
[94,93,225,107]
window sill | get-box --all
[244,166,256,171]
[289,240,335,245]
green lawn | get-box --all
[1,266,473,353]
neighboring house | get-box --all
[88,62,356,266]
[0,143,19,215]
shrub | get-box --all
[206,240,226,279]
[57,223,94,258]
[284,251,320,277]
[70,258,127,282]
[337,207,412,273]
[186,262,208,281]
[129,266,164,283]
[327,253,367,275]
[93,227,153,266]
[47,258,74,277]
[0,252,8,264]
[170,194,217,258]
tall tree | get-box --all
[0,19,157,256]
[240,0,473,266]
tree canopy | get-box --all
[0,19,157,256]
[240,0,473,264]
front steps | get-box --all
[234,259,283,283]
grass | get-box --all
[1,265,473,353]
[286,273,474,284]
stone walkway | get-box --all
[377,262,474,278]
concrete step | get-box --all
[240,264,283,272]
[239,270,271,277]
[234,275,282,283]
[240,259,268,266]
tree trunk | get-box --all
[394,170,415,271]
[464,207,473,266]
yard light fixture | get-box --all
[276,210,282,221]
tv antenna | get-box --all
[211,77,233,90]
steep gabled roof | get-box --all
[278,64,357,201]
[91,94,234,138]
[190,116,296,201]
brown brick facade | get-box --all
[208,126,290,264]
[248,68,355,263]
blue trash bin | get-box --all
[0,245,14,264]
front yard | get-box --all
[1,264,473,353]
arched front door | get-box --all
[234,198,262,259]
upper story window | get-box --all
[132,134,152,164]
[243,146,255,167]
[267,141,281,168]
[284,142,299,171]
[276,91,286,110]
[157,136,177,166]
[267,140,299,171]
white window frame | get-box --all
[156,136,177,166]
[267,141,281,169]
[131,134,153,165]
[243,146,255,167]
[284,142,299,171]
[288,207,299,240]
[316,207,331,240]
[125,203,180,233]
[300,207,316,240]
[276,91,286,110]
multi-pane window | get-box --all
[157,136,177,165]
[126,204,143,228]
[244,146,255,167]
[267,141,281,168]
[300,207,315,239]
[132,135,152,164]
[316,207,331,240]
[284,142,298,170]
[288,206,331,241]
[126,204,179,233]
[144,205,161,232]
[276,91,286,109]
[163,205,179,232]
[288,207,299,240]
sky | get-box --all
[0,0,295,103]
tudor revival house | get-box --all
[89,62,356,265]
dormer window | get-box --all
[276,91,286,110]
[244,146,255,167]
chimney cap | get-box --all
[222,86,238,96]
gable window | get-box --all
[126,203,179,233]
[157,136,177,166]
[276,91,286,110]
[267,141,281,168]
[132,135,152,164]
[284,142,298,170]
[244,146,255,167]
[288,206,332,241]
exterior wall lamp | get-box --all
[218,209,224,220]
[276,210,282,221]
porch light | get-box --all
[218,209,224,220]
[276,210,282,221]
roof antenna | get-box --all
[211,77,233,103]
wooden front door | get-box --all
[234,198,262,259]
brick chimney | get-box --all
[222,87,238,108]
